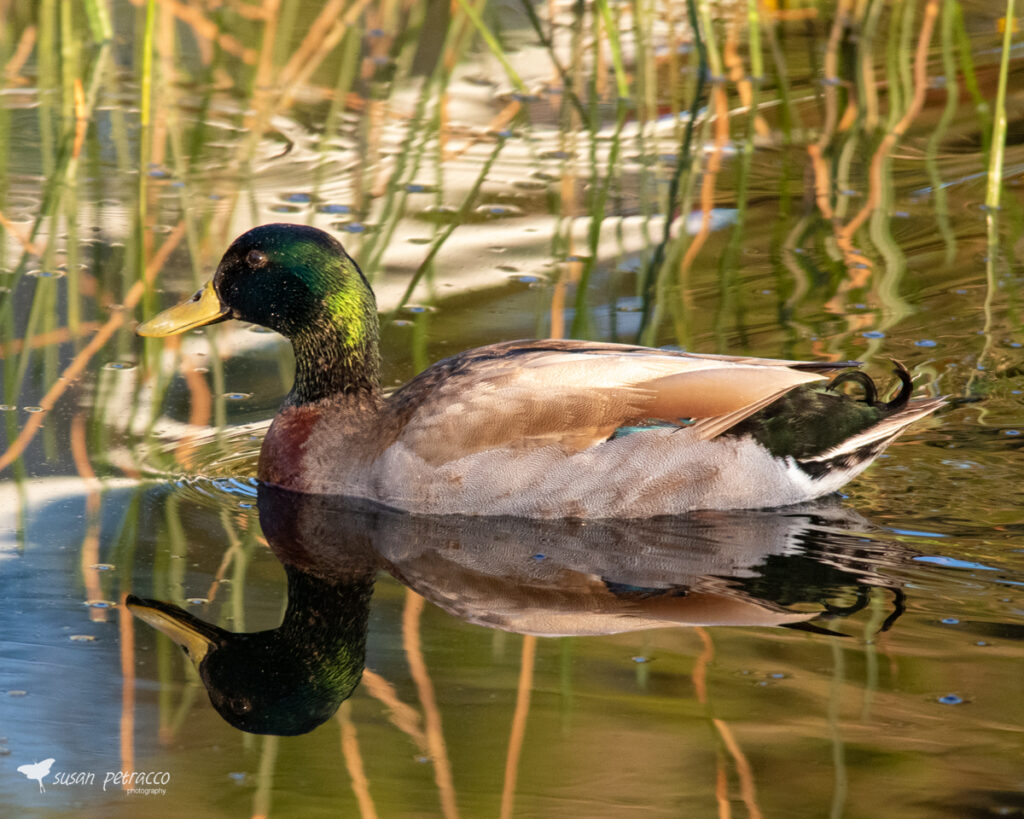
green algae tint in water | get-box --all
[1,0,1023,816]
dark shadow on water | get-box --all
[129,486,917,736]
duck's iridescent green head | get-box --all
[138,224,380,402]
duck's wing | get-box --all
[388,340,833,465]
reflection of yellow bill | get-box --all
[136,280,228,337]
[126,595,219,663]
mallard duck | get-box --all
[137,224,943,517]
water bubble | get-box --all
[193,366,210,374]
[148,166,171,179]
[317,203,351,215]
[941,617,959,625]
[336,222,369,234]
[937,694,964,705]
[475,204,523,219]
[283,192,313,204]
[104,361,136,370]
[531,553,546,561]
[186,598,209,606]
[509,274,541,284]
[269,204,302,214]
[407,237,432,245]
[540,149,573,160]
[862,330,886,339]
[224,392,252,401]
[24,406,44,413]
[403,305,436,315]
[421,204,459,222]
[404,183,436,194]
[391,319,413,327]
[915,339,937,348]
[941,459,979,470]
[84,600,116,609]
[90,563,115,572]
[1005,430,1021,436]
[229,772,247,784]
[769,672,786,679]
[69,634,96,643]
[0,405,15,412]
[530,171,560,182]
[7,690,27,697]
[631,656,650,664]
[26,269,65,279]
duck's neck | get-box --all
[286,309,381,407]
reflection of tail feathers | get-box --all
[17,758,55,792]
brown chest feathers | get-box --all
[258,404,324,492]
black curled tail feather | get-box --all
[883,360,913,411]
[826,370,878,405]
[826,360,914,413]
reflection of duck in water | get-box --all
[129,493,378,736]
[128,486,908,735]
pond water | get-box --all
[2,0,1023,815]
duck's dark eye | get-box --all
[246,250,268,268]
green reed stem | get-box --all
[715,113,755,353]
[83,0,114,42]
[453,0,525,92]
[747,0,763,81]
[637,0,707,344]
[925,0,959,264]
[387,137,506,320]
[520,0,588,122]
[986,0,1015,211]
[595,0,629,99]
[696,0,723,79]
[951,2,991,149]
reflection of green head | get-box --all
[126,563,375,736]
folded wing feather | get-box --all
[396,344,827,465]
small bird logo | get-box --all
[17,759,55,793]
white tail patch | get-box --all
[801,397,946,464]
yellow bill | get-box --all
[136,280,229,337]
[126,595,222,663]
